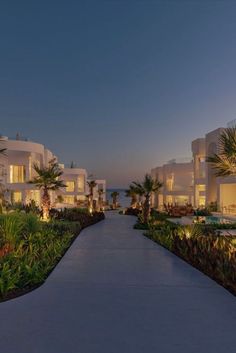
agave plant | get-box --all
[29,158,65,220]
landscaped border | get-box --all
[143,230,236,296]
[0,213,105,303]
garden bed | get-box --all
[145,223,236,296]
[0,209,105,302]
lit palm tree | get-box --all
[125,185,138,208]
[0,183,8,214]
[133,174,163,223]
[207,127,236,177]
[87,180,97,213]
[29,158,65,220]
[0,148,7,213]
[98,188,104,211]
[111,191,119,209]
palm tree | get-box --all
[87,180,97,213]
[111,191,119,209]
[125,185,138,208]
[29,158,65,220]
[133,174,163,224]
[0,148,7,213]
[0,183,8,214]
[98,188,104,211]
[207,127,236,177]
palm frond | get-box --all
[207,127,236,177]
[0,148,6,155]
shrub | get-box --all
[8,200,42,216]
[146,224,176,250]
[0,209,105,300]
[43,221,82,236]
[0,213,24,249]
[124,207,141,216]
[50,207,89,221]
[147,221,236,294]
[0,223,73,299]
[194,208,212,216]
[49,208,105,228]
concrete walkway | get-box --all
[1,212,236,353]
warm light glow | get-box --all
[12,191,22,203]
[26,190,40,205]
[10,165,25,183]
[78,175,85,192]
[66,181,75,192]
[166,174,174,191]
[64,195,75,205]
[185,231,191,238]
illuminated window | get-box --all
[76,195,86,201]
[10,165,25,183]
[29,156,32,180]
[166,195,173,204]
[78,175,85,192]
[174,196,189,205]
[199,196,206,206]
[197,184,206,192]
[66,181,75,192]
[64,196,75,205]
[26,190,40,205]
[166,174,174,191]
[12,191,22,203]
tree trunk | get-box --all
[42,188,50,220]
[98,195,102,211]
[143,195,150,224]
[112,197,117,209]
[88,194,93,213]
[88,187,94,213]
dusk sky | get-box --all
[1,1,236,187]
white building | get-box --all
[192,125,236,213]
[57,166,88,206]
[0,134,107,209]
[0,135,56,205]
[151,158,194,209]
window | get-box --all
[64,196,75,205]
[166,195,173,204]
[197,184,206,192]
[12,191,22,203]
[78,175,85,192]
[26,190,40,205]
[166,174,174,191]
[199,196,206,207]
[66,181,75,192]
[10,165,25,183]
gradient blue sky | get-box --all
[1,0,236,187]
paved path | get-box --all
[1,212,236,353]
